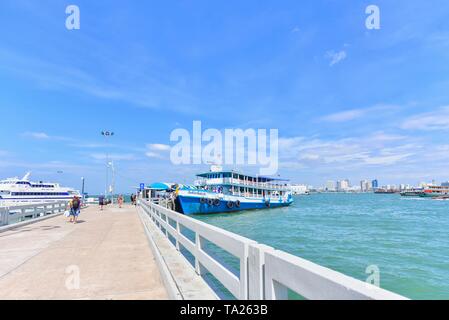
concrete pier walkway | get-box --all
[0,204,167,300]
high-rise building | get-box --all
[360,180,370,192]
[337,179,350,192]
[372,179,379,189]
[325,180,336,191]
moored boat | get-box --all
[0,172,80,204]
[400,188,424,197]
[175,167,293,214]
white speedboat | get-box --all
[0,172,81,205]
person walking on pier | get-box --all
[118,194,124,208]
[131,194,137,205]
[99,195,105,211]
[68,196,81,224]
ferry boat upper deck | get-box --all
[194,170,291,198]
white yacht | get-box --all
[0,172,81,205]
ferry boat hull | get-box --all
[176,192,293,215]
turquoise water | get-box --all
[193,193,449,299]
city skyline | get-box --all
[294,177,449,192]
[1,1,449,193]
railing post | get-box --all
[0,208,6,226]
[194,232,206,276]
[175,221,180,251]
[269,281,289,300]
[164,213,168,238]
[264,252,289,300]
[248,244,273,300]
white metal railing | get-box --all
[139,198,255,299]
[0,201,67,227]
[138,199,408,300]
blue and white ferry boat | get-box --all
[175,166,293,214]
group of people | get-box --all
[67,196,81,224]
[66,193,138,223]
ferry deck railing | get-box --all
[138,199,408,300]
[197,178,291,191]
[0,201,68,227]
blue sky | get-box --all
[1,0,449,193]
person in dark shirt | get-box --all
[99,195,105,211]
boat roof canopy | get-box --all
[196,171,289,182]
[147,182,173,190]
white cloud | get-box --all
[401,106,449,130]
[70,142,112,148]
[321,109,365,122]
[279,133,416,169]
[89,153,137,161]
[21,131,73,141]
[147,143,171,151]
[320,105,398,123]
[0,47,198,114]
[368,132,407,142]
[363,153,414,165]
[144,143,171,159]
[325,50,347,66]
[145,151,165,159]
[22,132,50,139]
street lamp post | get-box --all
[81,177,85,203]
[101,131,114,204]
[109,161,115,204]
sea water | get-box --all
[193,193,449,299]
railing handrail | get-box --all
[1,200,67,210]
[0,200,68,227]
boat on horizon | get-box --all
[175,166,293,215]
[420,185,449,198]
[400,188,424,197]
[0,172,81,205]
[374,188,398,194]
